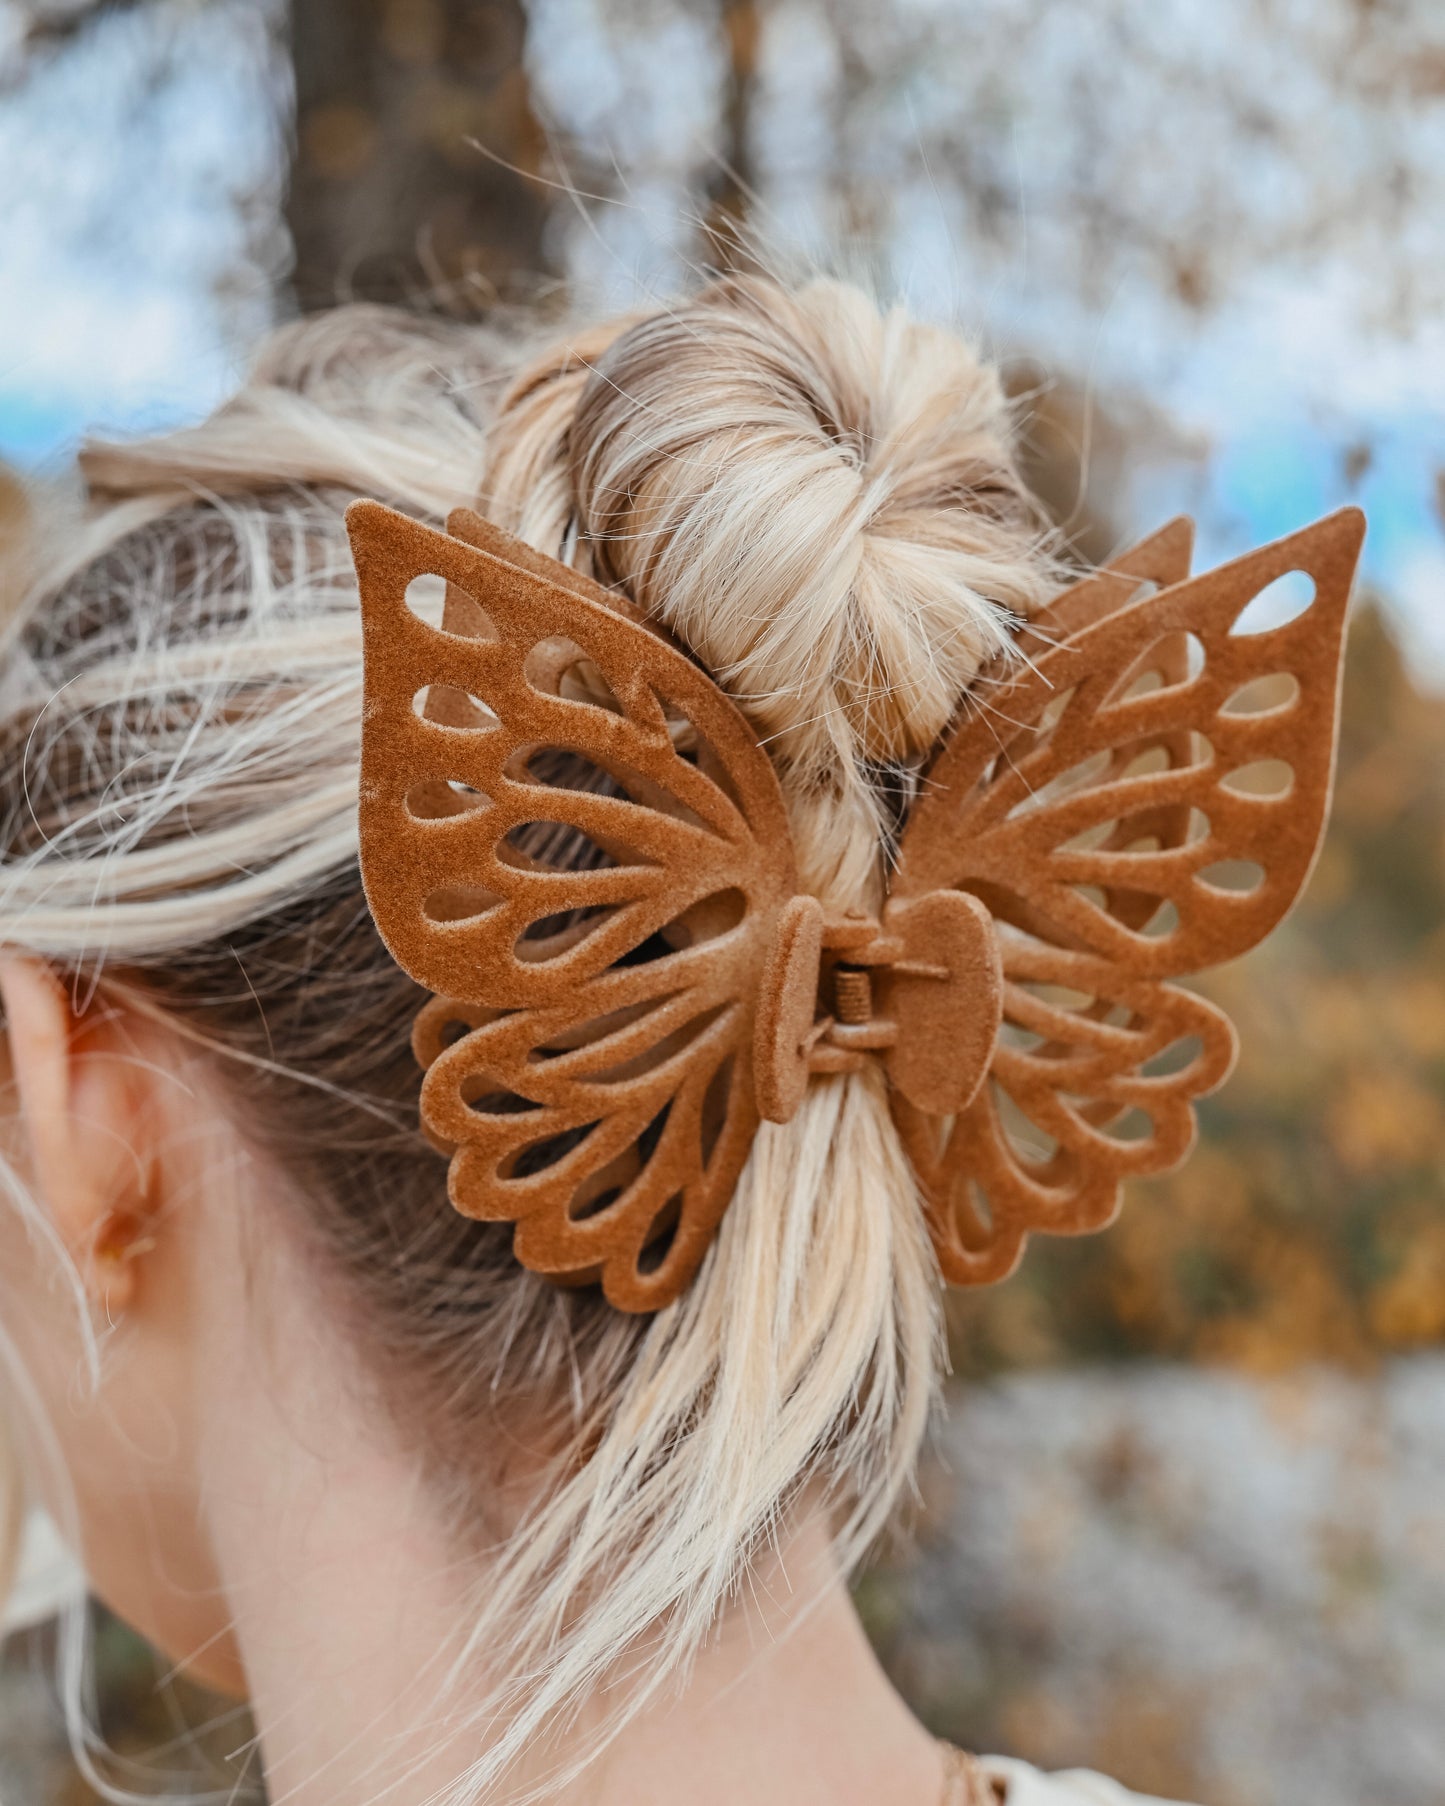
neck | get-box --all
[201,1294,942,1806]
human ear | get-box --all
[0,959,160,1317]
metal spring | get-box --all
[833,966,873,1025]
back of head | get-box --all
[485,276,1050,901]
[0,274,1056,1790]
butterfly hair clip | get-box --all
[346,499,1363,1312]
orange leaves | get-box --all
[1329,1071,1443,1178]
[1367,1225,1445,1348]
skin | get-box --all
[0,959,947,1806]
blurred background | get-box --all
[0,1,1443,1802]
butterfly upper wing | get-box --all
[347,501,799,1311]
[891,508,1363,1284]
[1017,515,1195,656]
[1017,517,1199,933]
[901,508,1361,969]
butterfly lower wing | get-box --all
[894,933,1237,1284]
[347,501,799,1309]
[894,508,1362,1280]
[414,946,755,1310]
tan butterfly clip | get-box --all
[347,499,1363,1312]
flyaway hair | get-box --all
[0,274,1359,1802]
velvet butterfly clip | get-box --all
[346,499,1364,1312]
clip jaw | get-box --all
[753,897,1005,1125]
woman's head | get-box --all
[0,275,1054,1791]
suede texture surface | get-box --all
[346,500,1364,1311]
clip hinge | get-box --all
[753,892,1003,1123]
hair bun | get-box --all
[482,274,1057,904]
[565,277,1054,769]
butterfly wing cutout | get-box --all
[347,501,800,1311]
[890,508,1364,1284]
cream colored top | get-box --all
[943,1745,1195,1806]
[985,1756,1194,1805]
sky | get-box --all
[0,0,1442,678]
[0,0,285,463]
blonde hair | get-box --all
[0,276,1055,1798]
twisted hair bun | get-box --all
[484,275,1056,902]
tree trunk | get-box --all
[285,0,549,313]
[701,0,760,269]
